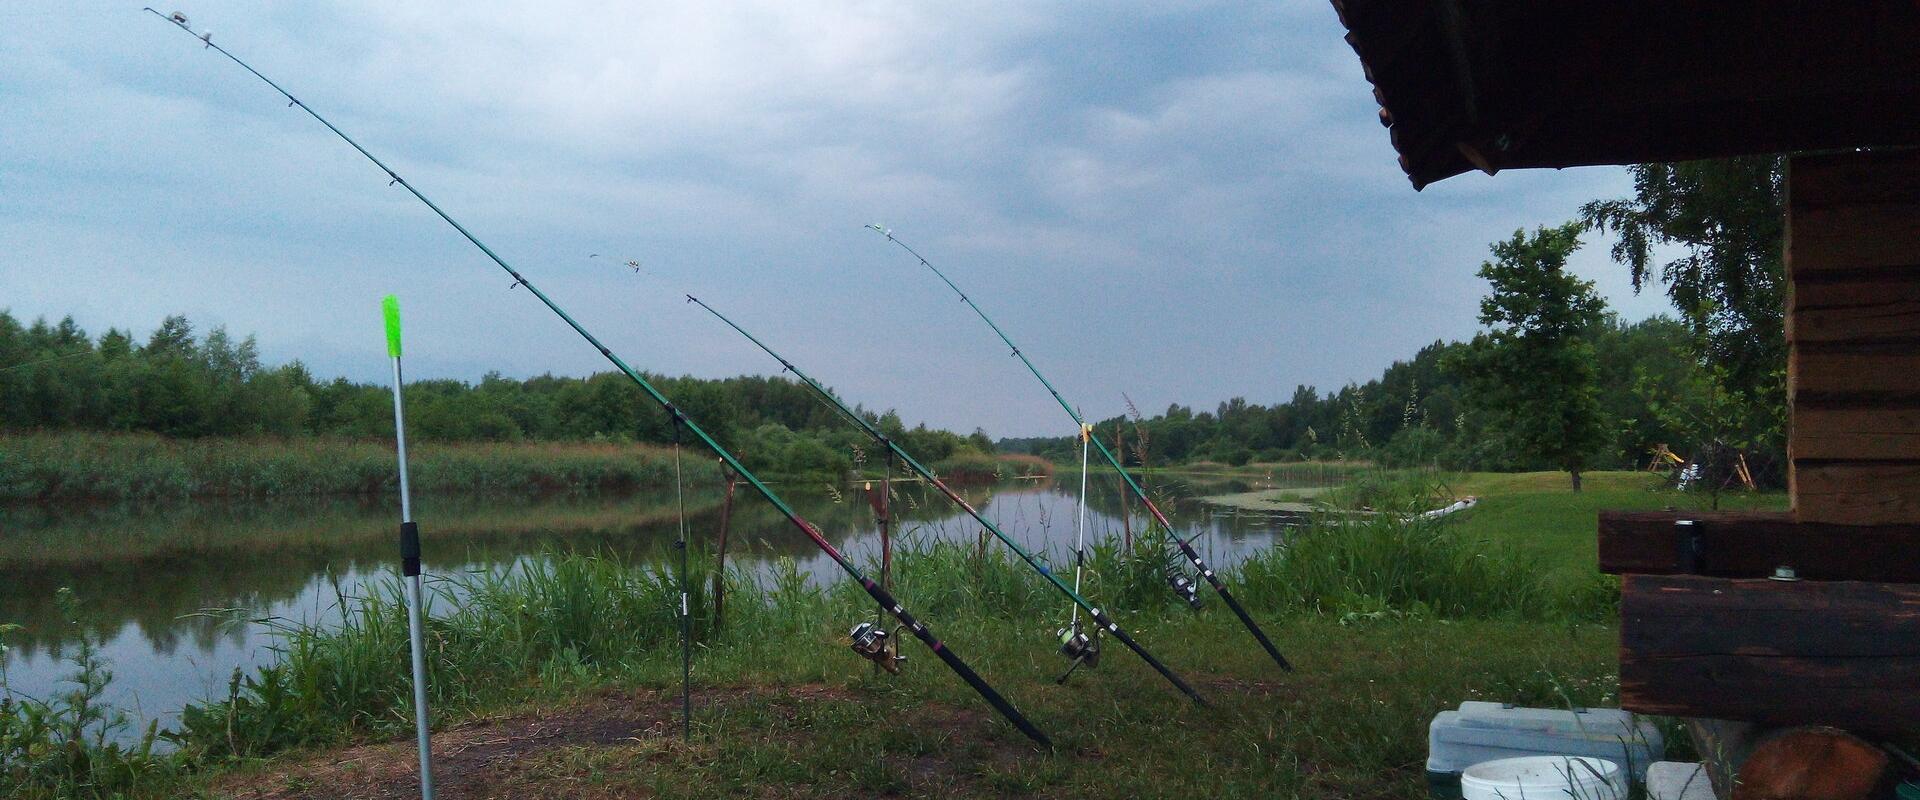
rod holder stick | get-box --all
[384,295,435,800]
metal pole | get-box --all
[384,295,435,800]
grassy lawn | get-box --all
[1449,470,1787,582]
[209,615,1621,800]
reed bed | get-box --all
[927,453,1054,484]
[0,432,716,501]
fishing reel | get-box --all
[1057,626,1099,665]
[848,621,905,674]
[1167,572,1205,609]
[1054,623,1101,684]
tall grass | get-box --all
[0,432,716,501]
[1236,471,1615,621]
[1,591,174,799]
[928,453,1054,484]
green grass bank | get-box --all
[3,469,1690,798]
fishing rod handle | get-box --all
[861,580,1052,749]
[1173,533,1293,672]
[1091,611,1208,707]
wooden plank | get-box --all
[1790,404,1920,460]
[1787,348,1920,395]
[1793,461,1920,525]
[1790,149,1920,208]
[1786,271,1920,343]
[1619,575,1920,734]
[1596,510,1920,582]
[1787,202,1920,274]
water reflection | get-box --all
[0,473,1314,735]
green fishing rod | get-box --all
[145,10,1051,748]
[867,225,1294,673]
[686,294,1207,705]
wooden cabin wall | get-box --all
[1787,149,1920,525]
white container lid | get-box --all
[1461,756,1626,800]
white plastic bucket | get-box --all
[1460,756,1627,800]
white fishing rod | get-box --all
[383,295,435,800]
[1070,422,1093,621]
[1056,422,1098,681]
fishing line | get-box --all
[146,11,1051,748]
[686,294,1206,704]
[867,224,1295,673]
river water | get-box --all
[0,473,1317,737]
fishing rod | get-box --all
[382,295,435,800]
[686,295,1207,705]
[1062,422,1095,682]
[866,225,1294,673]
[145,10,1050,748]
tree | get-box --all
[1452,224,1611,491]
[1579,157,1786,469]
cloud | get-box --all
[0,1,1672,437]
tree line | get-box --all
[1008,157,1789,490]
[0,312,994,476]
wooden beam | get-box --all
[1620,575,1920,734]
[1789,405,1920,461]
[1787,270,1920,345]
[1596,510,1920,582]
[1791,462,1920,526]
[1788,346,1920,396]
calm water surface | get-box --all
[0,473,1320,737]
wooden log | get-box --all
[1789,152,1920,274]
[1686,718,1759,800]
[1732,727,1889,800]
[1786,271,1920,344]
[1789,405,1920,461]
[1789,347,1920,396]
[1786,203,1920,274]
[1790,150,1920,208]
[1596,510,1920,582]
[1619,575,1920,734]
[1792,461,1920,526]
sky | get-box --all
[0,1,1672,438]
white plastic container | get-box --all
[1427,702,1663,794]
[1460,756,1626,800]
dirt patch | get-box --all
[211,683,1026,800]
[214,688,682,800]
